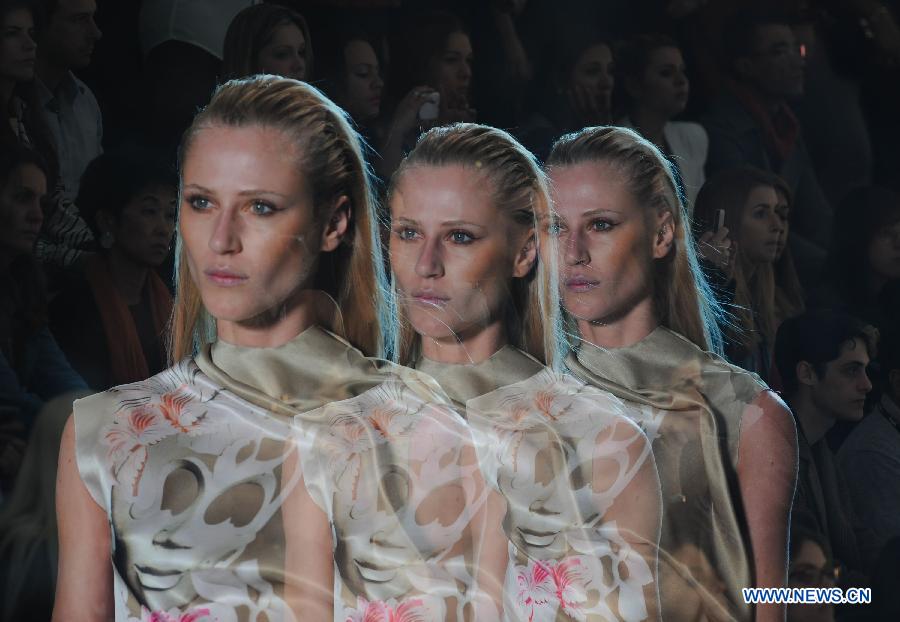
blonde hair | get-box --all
[547,126,724,354]
[386,123,563,368]
[170,76,388,359]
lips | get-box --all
[411,291,449,307]
[564,276,600,293]
[135,565,183,591]
[205,268,248,287]
[354,559,398,583]
[518,527,559,548]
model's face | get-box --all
[787,540,835,622]
[809,338,872,422]
[0,163,45,258]
[341,39,382,121]
[432,31,472,109]
[389,165,533,347]
[42,0,100,70]
[743,24,804,99]
[570,44,615,111]
[106,184,177,268]
[180,124,324,328]
[0,8,36,82]
[633,46,688,118]
[257,22,307,81]
[739,184,783,265]
[548,163,661,328]
[774,188,790,260]
[868,218,900,284]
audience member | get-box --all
[618,34,707,208]
[33,0,102,201]
[0,146,86,449]
[703,10,831,286]
[222,3,312,82]
[49,149,176,390]
[0,388,91,622]
[517,29,614,161]
[787,513,837,622]
[838,330,900,562]
[772,176,805,326]
[774,309,875,575]
[814,185,900,333]
[694,167,791,379]
[315,26,382,126]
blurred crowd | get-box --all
[1,0,899,620]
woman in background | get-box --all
[222,3,312,81]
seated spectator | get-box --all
[695,167,794,379]
[813,186,900,333]
[703,10,831,286]
[376,10,474,179]
[838,330,900,562]
[517,28,614,162]
[221,3,312,82]
[0,146,86,450]
[49,149,176,390]
[772,176,805,324]
[0,388,91,622]
[788,513,837,622]
[618,34,708,209]
[315,26,383,127]
[774,309,875,575]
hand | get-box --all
[697,228,734,278]
[566,84,610,126]
[388,86,438,137]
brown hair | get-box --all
[222,4,313,81]
[386,123,562,368]
[547,126,724,354]
[170,76,386,360]
[694,166,785,359]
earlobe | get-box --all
[512,232,538,278]
[652,212,675,259]
[320,195,351,252]
[796,361,817,387]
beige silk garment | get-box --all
[418,347,662,622]
[565,326,769,622]
[73,325,471,622]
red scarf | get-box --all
[730,81,800,167]
[84,254,173,385]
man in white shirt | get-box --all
[35,0,103,201]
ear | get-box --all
[796,361,818,387]
[320,195,351,253]
[512,231,537,278]
[652,210,675,259]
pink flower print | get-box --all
[533,390,559,422]
[516,560,554,621]
[551,558,590,618]
[391,599,428,622]
[158,387,205,433]
[135,606,213,622]
[105,406,172,496]
[345,597,430,622]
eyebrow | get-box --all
[394,217,486,230]
[182,184,289,199]
[581,209,622,218]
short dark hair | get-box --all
[221,4,313,81]
[775,309,877,396]
[616,33,681,83]
[76,147,176,244]
[722,9,795,75]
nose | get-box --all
[414,238,444,278]
[460,61,472,82]
[860,371,873,394]
[293,55,306,80]
[770,211,784,233]
[23,32,36,52]
[563,230,590,266]
[26,198,43,227]
[674,71,688,88]
[373,73,384,91]
[208,210,242,255]
[89,17,102,41]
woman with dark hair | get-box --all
[617,34,708,209]
[0,145,85,467]
[814,186,900,331]
[48,148,177,390]
[221,3,312,81]
[315,26,383,126]
[548,127,797,622]
[517,27,615,162]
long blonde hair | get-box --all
[386,123,563,368]
[547,126,725,354]
[169,76,388,359]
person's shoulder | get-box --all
[665,121,709,155]
[70,74,101,110]
[839,411,900,459]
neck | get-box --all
[36,57,66,92]
[216,288,321,349]
[420,319,507,365]
[630,106,668,147]
[1,78,14,115]
[105,249,148,306]
[577,296,659,350]
[791,390,835,443]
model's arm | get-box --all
[53,415,113,621]
[737,390,798,622]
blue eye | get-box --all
[188,196,211,211]
[449,230,475,244]
[589,219,613,232]
[395,227,419,241]
[250,201,275,216]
